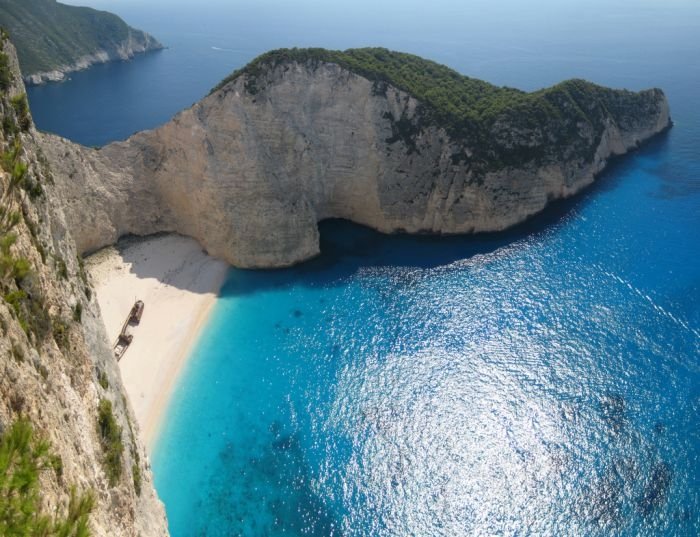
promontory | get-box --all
[43,47,671,268]
[0,0,163,85]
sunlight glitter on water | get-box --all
[153,180,699,534]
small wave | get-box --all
[598,266,700,341]
[211,46,235,52]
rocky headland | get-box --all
[0,0,163,85]
[0,36,168,536]
[43,48,671,268]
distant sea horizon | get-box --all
[28,1,699,535]
[29,0,699,147]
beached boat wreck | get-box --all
[114,300,144,360]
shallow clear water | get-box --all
[27,1,700,535]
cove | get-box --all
[152,134,699,535]
[23,2,699,534]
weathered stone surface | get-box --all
[43,60,670,268]
[0,40,168,537]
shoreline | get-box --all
[24,45,165,86]
[144,289,218,450]
[85,233,229,450]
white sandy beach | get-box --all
[85,234,229,450]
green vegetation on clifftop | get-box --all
[0,0,162,77]
[213,47,526,125]
[214,48,667,171]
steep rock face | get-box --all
[44,56,670,268]
[0,40,168,536]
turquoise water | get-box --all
[152,140,699,535]
[27,1,699,535]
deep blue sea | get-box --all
[29,1,699,535]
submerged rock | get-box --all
[600,394,627,435]
[637,461,672,516]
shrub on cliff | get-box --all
[10,94,30,131]
[0,51,11,92]
[0,419,94,536]
[97,399,124,486]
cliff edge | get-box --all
[0,35,168,536]
[43,48,671,268]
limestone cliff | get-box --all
[42,48,671,268]
[0,0,163,85]
[0,38,168,536]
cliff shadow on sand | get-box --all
[88,232,229,296]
